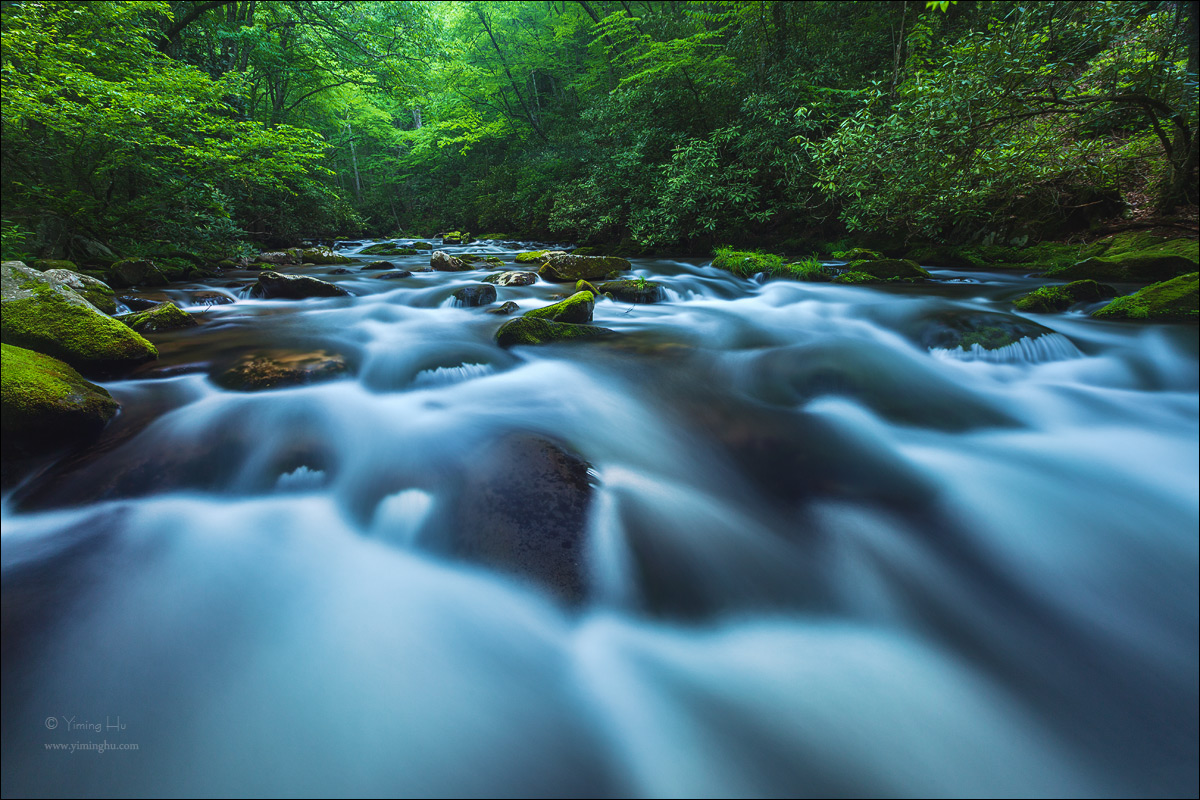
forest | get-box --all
[1,3,1198,799]
[2,0,1196,258]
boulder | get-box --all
[214,349,350,391]
[449,434,593,602]
[453,284,497,307]
[256,251,300,266]
[108,258,168,288]
[597,279,663,304]
[1,343,119,457]
[117,302,198,334]
[38,268,116,314]
[1048,253,1196,283]
[117,292,173,311]
[486,301,520,316]
[538,254,631,282]
[1012,280,1118,313]
[441,230,471,244]
[329,268,355,275]
[372,270,413,280]
[300,246,352,265]
[362,260,395,270]
[483,271,538,286]
[841,258,930,281]
[523,291,594,323]
[431,250,470,272]
[495,316,614,347]
[1,261,157,374]
[360,243,418,256]
[251,271,350,299]
[1092,273,1198,323]
[412,242,433,251]
[916,310,1054,351]
[514,249,566,264]
[30,259,78,272]
[188,291,234,306]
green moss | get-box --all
[779,257,832,282]
[515,249,564,263]
[412,242,433,251]
[360,243,418,256]
[1092,273,1199,322]
[31,259,78,272]
[1013,280,1117,313]
[38,268,117,314]
[476,233,512,241]
[539,254,631,282]
[1047,252,1196,282]
[117,302,198,333]
[843,258,929,280]
[523,291,595,323]
[831,270,878,285]
[1,342,118,450]
[2,266,157,374]
[711,247,786,278]
[831,248,883,261]
[495,316,615,347]
[597,279,663,303]
[1087,232,1199,261]
[958,326,1020,350]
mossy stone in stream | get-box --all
[37,268,117,314]
[841,258,930,281]
[453,284,498,307]
[515,249,566,264]
[539,254,631,283]
[214,350,351,391]
[483,271,537,286]
[117,302,198,334]
[1012,280,1117,313]
[523,291,594,323]
[597,279,663,303]
[1091,273,1198,322]
[251,271,350,299]
[495,316,614,347]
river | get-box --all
[2,240,1197,797]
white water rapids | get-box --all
[2,240,1196,797]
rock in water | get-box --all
[38,269,117,314]
[431,250,470,272]
[1,261,157,375]
[495,316,614,347]
[108,258,169,287]
[523,291,594,323]
[1,342,119,458]
[483,271,538,286]
[486,301,521,316]
[597,279,663,303]
[362,260,395,270]
[117,302,198,333]
[453,284,497,307]
[538,254,631,282]
[214,350,350,391]
[450,434,593,603]
[251,271,350,299]
[1092,273,1199,322]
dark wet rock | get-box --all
[117,302,198,334]
[412,242,433,251]
[449,434,593,603]
[1,261,157,375]
[431,250,469,272]
[362,260,395,270]
[108,258,168,288]
[1045,232,1198,282]
[539,254,632,283]
[837,258,930,282]
[483,271,537,286]
[30,259,78,272]
[523,291,594,323]
[495,316,614,347]
[1,343,119,459]
[251,271,350,299]
[214,349,350,391]
[360,242,418,256]
[1092,273,1198,323]
[1012,280,1118,313]
[453,284,497,307]
[188,291,234,306]
[117,292,173,311]
[329,267,355,275]
[37,268,116,314]
[373,270,413,280]
[486,301,520,315]
[598,279,663,304]
[917,310,1055,351]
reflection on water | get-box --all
[2,241,1197,797]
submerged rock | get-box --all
[1092,273,1198,323]
[495,316,614,347]
[453,284,497,307]
[373,270,413,280]
[486,301,520,315]
[117,302,198,334]
[839,258,930,281]
[431,250,469,272]
[598,279,663,303]
[539,254,631,282]
[1,343,119,458]
[917,310,1055,351]
[214,349,350,391]
[1,261,157,375]
[251,271,350,299]
[188,291,234,306]
[362,260,395,270]
[37,268,117,314]
[483,271,538,286]
[108,258,168,288]
[449,434,593,603]
[1012,280,1117,313]
[523,291,594,323]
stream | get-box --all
[2,239,1197,797]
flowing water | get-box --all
[2,241,1197,797]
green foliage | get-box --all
[712,247,786,279]
[1,221,33,262]
[1092,273,1199,322]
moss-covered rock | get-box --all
[1,261,157,374]
[1047,252,1196,283]
[916,310,1054,351]
[300,246,353,265]
[441,230,471,244]
[523,291,594,323]
[515,249,567,264]
[1091,273,1198,323]
[1,343,119,456]
[711,247,785,278]
[431,250,470,272]
[832,247,884,261]
[412,242,433,251]
[38,268,117,314]
[539,254,631,283]
[372,270,412,280]
[453,284,498,307]
[250,271,350,299]
[117,302,198,333]
[597,279,663,303]
[360,243,419,256]
[214,349,350,391]
[486,301,520,315]
[495,316,614,347]
[475,233,512,241]
[31,259,78,272]
[256,251,300,266]
[108,258,168,288]
[362,260,395,270]
[905,246,980,268]
[1012,280,1117,313]
[780,261,833,282]
[483,271,538,286]
[843,258,930,280]
[831,271,879,285]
